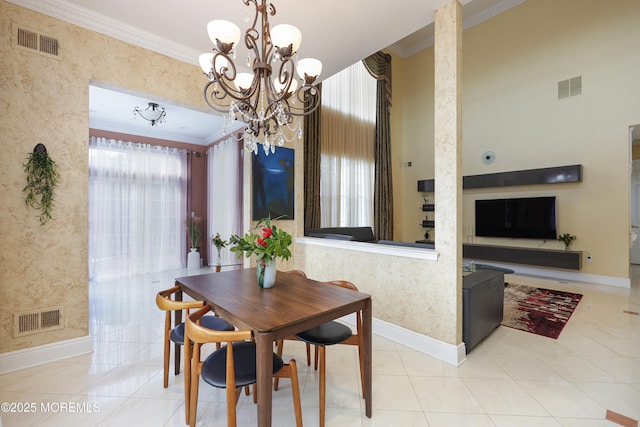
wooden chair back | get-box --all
[285,269,307,278]
[326,280,360,327]
[326,279,358,291]
[185,305,251,427]
[156,285,204,312]
[155,285,205,389]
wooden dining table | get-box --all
[175,267,373,427]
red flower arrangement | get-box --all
[211,232,228,250]
[229,217,292,262]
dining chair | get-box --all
[273,270,312,392]
[184,304,303,427]
[155,285,234,388]
[285,269,308,278]
[293,280,365,427]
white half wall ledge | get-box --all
[296,236,439,261]
[296,236,628,287]
[0,336,93,375]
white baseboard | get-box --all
[0,336,93,374]
[372,317,466,366]
[340,314,466,366]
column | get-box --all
[434,0,463,345]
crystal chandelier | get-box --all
[199,0,322,155]
[133,102,166,126]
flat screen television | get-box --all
[475,196,557,240]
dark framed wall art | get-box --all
[252,147,294,220]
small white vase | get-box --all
[256,257,276,289]
[187,248,200,270]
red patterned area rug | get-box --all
[502,283,583,339]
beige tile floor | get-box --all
[1,265,639,427]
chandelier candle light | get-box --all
[199,0,322,155]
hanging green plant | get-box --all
[23,143,61,225]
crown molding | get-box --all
[6,0,200,66]
[10,0,527,63]
[463,0,526,30]
[388,0,526,58]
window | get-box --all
[88,137,187,279]
[320,61,376,227]
[207,136,243,266]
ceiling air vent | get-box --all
[558,76,582,100]
[13,23,60,59]
[13,306,64,337]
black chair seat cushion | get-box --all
[170,315,234,345]
[201,342,284,388]
[295,321,352,346]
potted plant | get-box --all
[23,144,60,225]
[558,233,576,250]
[186,216,202,269]
[186,216,202,249]
[230,217,292,288]
[211,232,228,265]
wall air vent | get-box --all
[13,306,64,337]
[558,76,582,100]
[13,23,60,59]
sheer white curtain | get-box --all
[320,61,376,227]
[88,137,188,279]
[207,135,243,266]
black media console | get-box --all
[463,243,582,270]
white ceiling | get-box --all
[88,83,244,145]
[11,0,527,145]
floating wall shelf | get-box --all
[417,164,583,192]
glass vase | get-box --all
[256,257,277,289]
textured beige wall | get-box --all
[296,243,455,343]
[0,1,206,353]
[394,0,640,280]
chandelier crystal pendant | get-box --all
[133,102,166,126]
[199,0,322,155]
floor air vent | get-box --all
[13,306,64,337]
[13,23,60,58]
